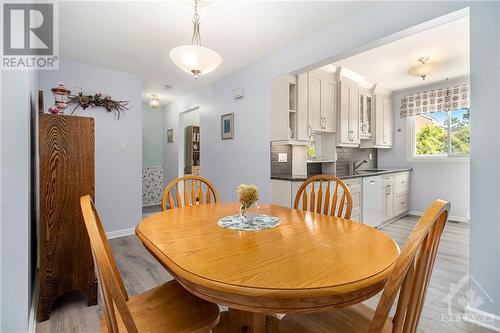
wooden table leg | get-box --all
[229,309,266,333]
[213,308,272,333]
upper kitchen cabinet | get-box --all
[300,70,336,134]
[337,78,360,147]
[375,94,393,148]
[359,89,373,139]
[360,89,393,149]
[271,75,308,142]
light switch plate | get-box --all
[278,153,288,163]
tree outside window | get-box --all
[414,108,470,157]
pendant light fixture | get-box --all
[169,0,222,79]
[407,57,440,80]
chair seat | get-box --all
[100,280,220,333]
[279,303,393,333]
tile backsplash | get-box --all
[336,147,377,175]
[270,144,292,177]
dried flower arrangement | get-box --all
[237,184,259,209]
[69,92,129,119]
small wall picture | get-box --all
[167,128,174,143]
[221,113,234,140]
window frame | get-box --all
[406,109,470,163]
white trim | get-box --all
[106,227,135,239]
[29,273,39,333]
[408,210,468,223]
[463,306,500,332]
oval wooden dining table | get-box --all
[136,203,399,333]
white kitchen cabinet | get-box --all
[359,90,373,139]
[375,94,393,148]
[344,178,362,221]
[380,172,410,224]
[272,172,409,226]
[306,71,336,133]
[337,79,360,147]
[381,175,395,222]
[271,75,308,142]
[394,172,410,216]
[271,179,293,207]
[273,178,362,222]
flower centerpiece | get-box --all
[237,183,260,221]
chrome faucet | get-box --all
[353,160,369,174]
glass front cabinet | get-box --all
[359,89,373,139]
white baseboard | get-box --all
[106,227,135,239]
[408,210,468,223]
[463,306,500,332]
[29,273,39,333]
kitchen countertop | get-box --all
[271,168,412,181]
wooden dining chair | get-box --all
[279,199,450,333]
[161,175,219,211]
[293,175,353,219]
[80,195,220,332]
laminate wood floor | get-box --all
[36,215,495,333]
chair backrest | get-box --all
[80,195,138,333]
[368,199,450,333]
[293,175,353,219]
[161,175,219,211]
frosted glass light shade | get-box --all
[169,45,222,78]
[407,62,440,78]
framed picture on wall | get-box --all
[221,113,234,140]
[167,128,174,143]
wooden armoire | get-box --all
[37,114,97,321]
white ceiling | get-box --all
[59,1,371,105]
[328,16,469,92]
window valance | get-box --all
[400,83,470,117]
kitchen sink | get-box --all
[356,169,387,173]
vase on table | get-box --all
[240,203,260,222]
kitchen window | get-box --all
[407,108,470,161]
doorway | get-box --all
[178,107,200,177]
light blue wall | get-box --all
[39,60,143,233]
[142,102,164,167]
[378,77,470,219]
[165,2,470,204]
[1,70,37,333]
[469,2,500,323]
[164,1,500,323]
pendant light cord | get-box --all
[191,0,201,46]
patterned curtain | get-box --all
[400,83,470,117]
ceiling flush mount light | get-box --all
[407,57,440,80]
[150,94,160,109]
[169,0,222,79]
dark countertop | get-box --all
[271,168,412,181]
